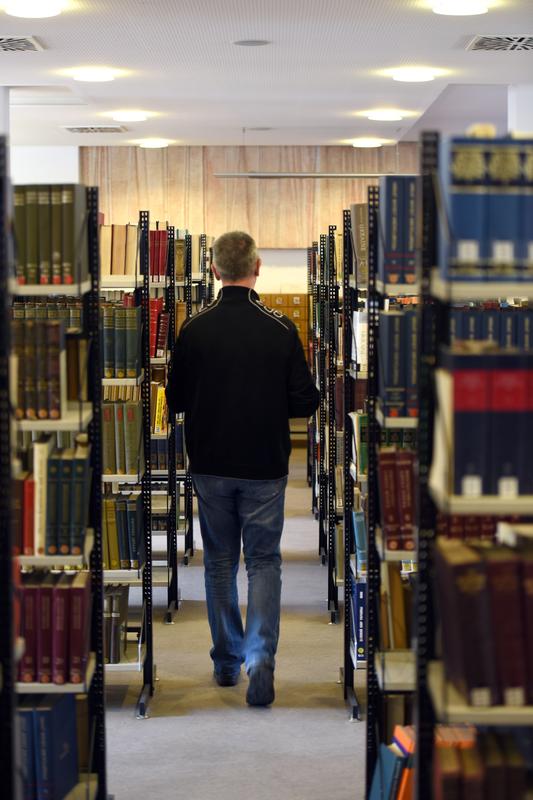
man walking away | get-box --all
[166,231,319,706]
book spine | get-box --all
[18,706,35,799]
[153,387,166,434]
[352,510,367,571]
[377,450,401,549]
[61,184,74,284]
[52,584,69,685]
[452,365,491,496]
[404,177,417,284]
[395,450,416,550]
[158,229,168,278]
[50,184,62,284]
[486,141,521,281]
[149,230,157,279]
[378,313,406,417]
[125,305,140,378]
[113,306,127,378]
[44,451,60,556]
[126,499,140,569]
[520,558,533,703]
[114,402,126,474]
[500,309,517,349]
[46,320,63,421]
[34,443,49,556]
[149,300,158,358]
[23,477,35,555]
[23,320,37,419]
[12,319,25,419]
[102,402,117,474]
[106,498,120,570]
[69,581,89,683]
[20,583,37,682]
[482,307,500,345]
[37,186,51,285]
[37,581,53,683]
[124,401,142,474]
[102,305,115,378]
[34,706,51,799]
[12,475,24,556]
[355,579,367,661]
[404,310,418,418]
[489,364,527,496]
[155,311,170,357]
[58,454,72,555]
[523,142,533,278]
[14,185,27,284]
[116,499,130,568]
[70,451,90,555]
[24,185,39,285]
[35,321,49,419]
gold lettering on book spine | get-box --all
[456,569,486,594]
[451,147,486,181]
[487,148,521,182]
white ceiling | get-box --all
[2,0,532,146]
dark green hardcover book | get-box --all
[70,434,91,555]
[37,185,51,285]
[57,448,74,555]
[102,304,115,378]
[61,184,88,285]
[125,305,141,378]
[46,320,64,421]
[51,185,62,285]
[126,493,143,569]
[124,400,142,475]
[114,402,126,474]
[113,306,126,378]
[115,497,130,568]
[24,185,39,285]
[102,402,117,474]
[14,185,26,284]
[23,320,37,419]
[45,448,61,555]
[35,320,48,419]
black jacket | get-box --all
[166,286,319,480]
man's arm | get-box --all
[166,330,188,417]
[287,328,320,418]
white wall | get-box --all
[10,145,79,184]
[256,249,308,293]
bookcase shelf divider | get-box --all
[310,242,319,521]
[165,224,179,622]
[318,235,328,567]
[327,225,339,624]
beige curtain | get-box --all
[80,143,418,248]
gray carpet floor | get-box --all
[105,451,367,799]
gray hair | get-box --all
[213,231,258,282]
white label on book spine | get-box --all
[499,477,518,498]
[461,475,482,497]
[457,240,479,262]
[492,240,514,264]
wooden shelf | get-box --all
[102,369,144,387]
[428,661,533,725]
[430,270,533,302]
[375,527,416,562]
[151,354,170,365]
[376,404,418,430]
[376,279,420,297]
[375,650,415,692]
[9,279,91,297]
[19,529,94,568]
[100,275,140,290]
[104,565,169,587]
[15,403,93,432]
[105,642,146,673]
[16,652,95,694]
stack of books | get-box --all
[13,297,83,330]
[102,493,144,570]
[102,294,142,379]
[102,389,143,475]
[148,228,169,281]
[14,183,89,286]
[450,302,533,348]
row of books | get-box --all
[150,424,185,471]
[434,343,533,497]
[439,135,533,282]
[13,297,83,330]
[99,223,138,277]
[377,175,417,287]
[102,296,142,379]
[14,183,89,287]
[12,318,66,420]
[149,296,170,358]
[18,694,81,800]
[349,203,368,287]
[450,303,533,349]
[378,447,416,551]
[102,393,143,476]
[12,434,91,557]
[379,562,414,651]
[378,308,419,418]
[102,493,144,570]
[436,536,533,707]
[18,570,91,685]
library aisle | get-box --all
[105,449,366,800]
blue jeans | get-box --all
[192,474,287,676]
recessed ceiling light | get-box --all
[63,66,125,83]
[110,110,149,122]
[384,66,445,82]
[365,109,404,122]
[3,0,66,17]
[134,138,174,149]
[351,137,394,148]
[431,0,488,14]
[233,39,271,46]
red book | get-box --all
[464,516,480,540]
[481,548,527,706]
[158,230,168,279]
[36,572,55,683]
[149,230,157,279]
[156,312,170,357]
[19,573,39,682]
[377,447,401,550]
[395,449,416,550]
[23,474,35,555]
[52,573,70,685]
[436,512,449,538]
[480,516,496,541]
[448,515,465,540]
[69,572,92,683]
[149,297,162,358]
[11,474,25,555]
[520,552,533,703]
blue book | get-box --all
[517,308,533,352]
[378,177,402,285]
[481,306,501,345]
[439,137,488,281]
[378,310,406,417]
[500,309,518,349]
[486,139,522,281]
[404,309,418,418]
[465,308,482,341]
[57,448,74,555]
[33,694,78,800]
[126,492,144,569]
[450,307,465,343]
[18,700,36,800]
[354,580,367,662]
[351,510,367,572]
[403,177,417,286]
[369,743,406,800]
[45,449,61,556]
[521,141,533,279]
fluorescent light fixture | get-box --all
[3,0,66,16]
[63,66,125,83]
[110,110,149,122]
[366,109,404,121]
[431,0,488,14]
[234,39,271,46]
[350,137,394,148]
[135,138,174,149]
[384,66,445,82]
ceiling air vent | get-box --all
[467,35,533,51]
[63,125,127,134]
[0,36,43,52]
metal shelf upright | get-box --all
[310,242,319,519]
[326,225,339,624]
[318,235,328,565]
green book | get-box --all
[106,497,120,570]
[70,434,91,555]
[101,502,110,570]
[124,400,142,475]
[51,184,62,285]
[113,306,126,378]
[115,497,130,568]
[114,402,126,474]
[125,305,141,378]
[58,448,75,555]
[24,185,39,285]
[102,304,115,378]
[14,185,26,284]
[61,184,88,285]
[102,402,117,474]
[45,448,61,555]
[37,185,51,285]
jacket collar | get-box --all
[218,286,259,301]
